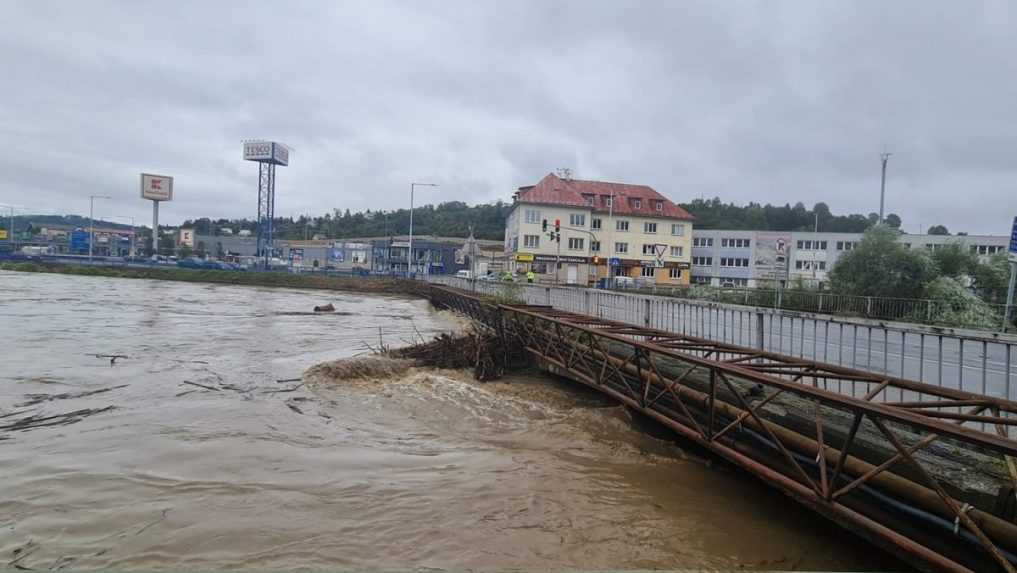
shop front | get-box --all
[514,253,592,285]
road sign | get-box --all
[609,257,621,267]
[1009,216,1017,263]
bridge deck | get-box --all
[427,284,1017,573]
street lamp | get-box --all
[88,195,112,263]
[408,182,438,277]
[110,215,136,258]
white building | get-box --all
[690,230,1010,288]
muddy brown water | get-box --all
[0,271,905,571]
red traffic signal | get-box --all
[554,219,561,231]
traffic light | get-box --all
[554,219,560,233]
[556,232,561,243]
[542,219,548,232]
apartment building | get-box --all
[690,230,1011,288]
[504,173,694,285]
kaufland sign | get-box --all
[140,173,173,201]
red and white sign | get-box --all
[141,173,173,201]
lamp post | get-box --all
[408,182,438,277]
[88,195,112,263]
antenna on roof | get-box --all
[555,167,573,181]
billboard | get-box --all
[141,173,173,201]
[0,230,6,240]
[243,141,289,166]
[754,231,791,283]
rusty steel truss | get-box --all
[427,284,1017,573]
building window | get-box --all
[631,198,642,209]
[670,246,683,257]
[615,242,628,254]
[569,213,586,227]
[719,257,749,268]
[721,238,750,248]
[656,201,664,212]
[668,267,681,279]
[795,260,828,270]
[524,209,541,224]
[591,241,601,252]
[644,222,657,234]
[691,276,712,285]
[836,241,856,251]
[582,194,595,206]
[603,195,612,207]
[641,266,655,278]
[727,278,749,287]
[616,220,629,231]
[693,237,713,248]
[567,237,584,250]
[797,240,828,251]
[692,256,712,266]
[591,218,602,230]
[671,224,685,236]
[511,236,519,251]
[642,244,660,255]
[523,235,539,249]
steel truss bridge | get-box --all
[427,284,1017,573]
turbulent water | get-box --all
[0,271,901,571]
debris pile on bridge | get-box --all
[389,326,526,381]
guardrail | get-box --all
[427,276,1017,404]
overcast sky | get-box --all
[1,1,1015,234]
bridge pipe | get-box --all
[528,325,1017,557]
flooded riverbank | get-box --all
[0,271,902,570]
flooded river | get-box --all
[0,271,902,571]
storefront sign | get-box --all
[515,253,534,262]
[533,254,588,264]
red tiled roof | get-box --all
[515,173,694,220]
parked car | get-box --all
[456,269,473,279]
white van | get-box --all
[456,270,473,279]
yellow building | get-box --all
[504,173,694,285]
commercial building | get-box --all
[504,173,695,285]
[690,230,1011,288]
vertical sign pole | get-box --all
[1005,216,1017,332]
[1004,262,1016,332]
[152,200,160,257]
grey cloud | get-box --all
[1,0,1015,234]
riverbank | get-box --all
[0,261,420,296]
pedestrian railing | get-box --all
[614,284,1012,331]
[426,276,1017,403]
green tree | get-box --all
[931,243,978,277]
[970,253,1011,303]
[884,213,902,229]
[928,225,950,235]
[828,226,938,299]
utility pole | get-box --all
[879,152,892,224]
[408,182,437,277]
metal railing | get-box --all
[615,284,1011,331]
[426,276,1017,403]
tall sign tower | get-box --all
[243,140,290,268]
[141,173,174,256]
